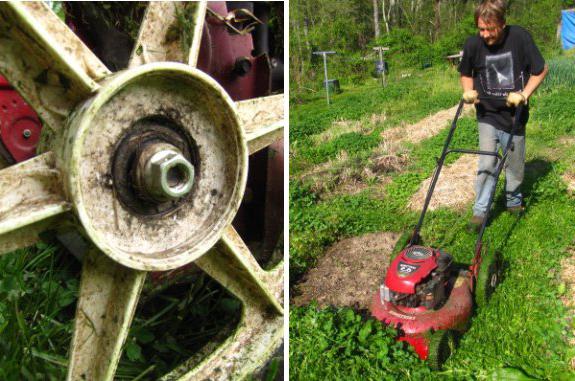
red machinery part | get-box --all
[371,273,473,359]
[385,246,440,294]
[2,2,275,163]
[197,2,272,101]
[0,77,42,163]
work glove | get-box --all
[462,90,478,104]
[506,92,526,107]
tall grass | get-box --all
[541,56,575,91]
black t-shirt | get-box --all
[458,25,545,135]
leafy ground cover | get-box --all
[0,244,244,380]
[290,67,460,174]
[290,62,575,379]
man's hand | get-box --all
[506,92,526,107]
[462,90,478,104]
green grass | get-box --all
[290,67,461,175]
[541,56,575,92]
[290,63,575,379]
[0,244,242,380]
[290,305,433,380]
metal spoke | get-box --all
[0,152,70,255]
[236,95,284,154]
[128,1,207,69]
[160,303,282,381]
[67,248,146,381]
[196,225,283,314]
[161,226,283,380]
[0,217,63,256]
[0,1,110,131]
[187,1,208,67]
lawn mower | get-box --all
[371,98,524,369]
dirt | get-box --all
[381,103,474,145]
[313,112,387,144]
[563,172,575,194]
[297,104,471,201]
[291,232,400,309]
[408,155,477,211]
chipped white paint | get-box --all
[0,2,109,131]
[236,95,285,154]
[67,249,146,381]
[0,152,70,235]
[129,2,207,68]
[187,1,208,67]
[62,63,248,271]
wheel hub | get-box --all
[59,63,248,271]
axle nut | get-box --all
[139,145,195,202]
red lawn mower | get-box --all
[371,98,524,369]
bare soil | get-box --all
[381,104,474,145]
[408,155,477,211]
[291,232,400,309]
[563,172,575,194]
[296,104,472,200]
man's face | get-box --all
[477,18,505,46]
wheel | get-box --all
[0,2,284,380]
[475,248,502,308]
[427,330,457,371]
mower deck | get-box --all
[371,268,472,359]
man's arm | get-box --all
[522,64,549,100]
[460,75,474,91]
[460,75,478,103]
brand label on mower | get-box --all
[397,262,419,276]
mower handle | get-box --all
[410,98,525,246]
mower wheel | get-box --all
[476,249,502,308]
[427,329,457,370]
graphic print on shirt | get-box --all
[481,51,515,96]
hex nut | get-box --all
[138,144,195,202]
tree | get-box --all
[373,0,380,39]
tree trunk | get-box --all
[382,0,390,33]
[373,0,380,39]
[292,18,305,86]
[303,18,311,51]
[434,0,441,42]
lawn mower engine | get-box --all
[372,244,474,364]
[382,246,452,310]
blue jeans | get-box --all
[473,122,525,217]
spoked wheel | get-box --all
[475,247,502,308]
[427,329,457,371]
[0,2,283,380]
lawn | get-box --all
[289,61,575,380]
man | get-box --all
[458,0,548,230]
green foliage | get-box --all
[290,0,569,94]
[541,56,575,92]
[301,132,380,164]
[289,305,432,380]
[0,246,242,380]
[290,59,575,378]
[374,28,433,68]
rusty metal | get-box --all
[0,2,284,380]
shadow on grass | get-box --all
[487,158,552,225]
[490,158,553,276]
